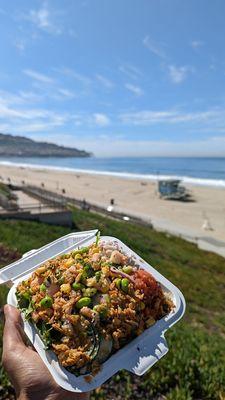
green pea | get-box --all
[40,283,46,292]
[121,278,129,293]
[122,266,133,274]
[115,278,121,289]
[75,297,92,309]
[72,282,84,291]
[95,271,101,281]
[82,288,97,297]
[93,305,108,319]
[40,296,53,309]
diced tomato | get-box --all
[134,269,160,299]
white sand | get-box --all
[1,164,225,243]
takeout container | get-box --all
[0,230,185,392]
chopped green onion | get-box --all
[72,247,89,257]
[95,231,100,245]
[95,271,101,281]
[83,264,95,278]
[40,283,46,292]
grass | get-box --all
[0,183,14,200]
[0,209,224,399]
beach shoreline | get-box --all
[0,159,225,188]
[0,163,225,248]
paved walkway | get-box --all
[115,206,225,259]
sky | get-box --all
[0,0,225,157]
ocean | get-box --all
[0,156,225,188]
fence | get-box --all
[19,185,152,227]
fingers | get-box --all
[2,304,26,354]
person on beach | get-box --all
[2,305,90,400]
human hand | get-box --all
[2,305,90,400]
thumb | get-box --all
[3,304,26,353]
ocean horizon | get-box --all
[1,156,225,188]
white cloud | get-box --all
[0,92,69,136]
[0,102,67,122]
[190,40,204,49]
[119,64,142,80]
[168,65,191,84]
[57,88,75,99]
[24,69,54,84]
[14,114,68,132]
[19,91,43,103]
[0,111,68,134]
[21,72,75,101]
[40,134,225,157]
[143,35,166,58]
[96,74,114,89]
[25,2,62,35]
[93,113,110,127]
[120,110,177,125]
[1,82,225,158]
[16,122,58,133]
[120,108,225,126]
[125,83,143,97]
[0,90,25,106]
[0,91,108,134]
[57,67,91,86]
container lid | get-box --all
[0,230,98,285]
[6,234,186,392]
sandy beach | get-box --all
[0,163,225,244]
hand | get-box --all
[2,305,90,400]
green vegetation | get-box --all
[0,132,91,157]
[0,183,14,200]
[0,209,224,399]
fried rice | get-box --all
[16,235,174,376]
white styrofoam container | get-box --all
[0,230,185,392]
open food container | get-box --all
[0,230,186,392]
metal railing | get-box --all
[19,184,152,227]
[0,201,67,215]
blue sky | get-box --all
[0,0,225,156]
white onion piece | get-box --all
[110,267,135,284]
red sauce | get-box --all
[134,269,160,299]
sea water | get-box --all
[0,156,225,188]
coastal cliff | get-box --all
[0,133,91,157]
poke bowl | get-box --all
[0,230,185,392]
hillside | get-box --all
[0,133,91,157]
[0,209,224,399]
